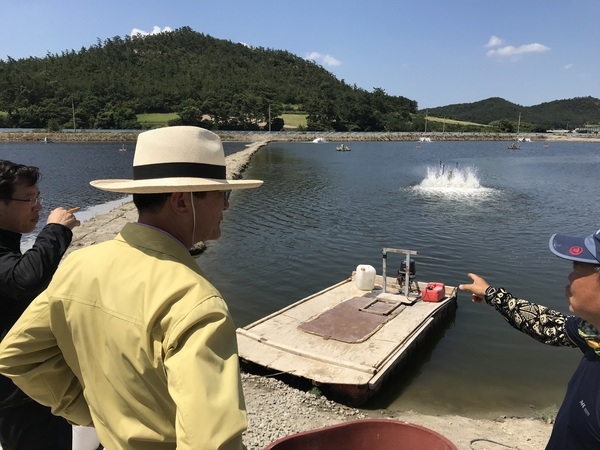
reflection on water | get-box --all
[202,140,599,418]
[4,139,600,418]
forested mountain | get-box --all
[421,96,600,131]
[0,26,415,131]
[0,26,597,132]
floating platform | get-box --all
[236,248,457,405]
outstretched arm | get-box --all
[460,273,575,347]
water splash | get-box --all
[413,162,495,197]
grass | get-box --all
[135,110,487,132]
[134,111,486,131]
[420,114,495,132]
[136,112,307,129]
[137,113,179,125]
[281,113,307,128]
[308,386,322,398]
[533,404,559,424]
[427,116,487,127]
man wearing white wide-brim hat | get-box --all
[0,126,263,450]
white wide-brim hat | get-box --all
[90,126,263,193]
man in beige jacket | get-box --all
[0,126,262,450]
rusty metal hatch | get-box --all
[359,298,406,316]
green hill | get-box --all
[0,27,597,133]
[0,27,415,132]
[420,96,600,131]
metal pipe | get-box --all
[404,253,410,298]
[382,248,388,293]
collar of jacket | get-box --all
[0,228,22,253]
[116,223,204,274]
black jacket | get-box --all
[0,224,72,404]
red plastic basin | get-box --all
[264,418,457,450]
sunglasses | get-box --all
[193,191,231,201]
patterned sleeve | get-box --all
[484,286,577,347]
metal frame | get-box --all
[381,247,418,298]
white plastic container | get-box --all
[355,264,376,291]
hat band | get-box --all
[134,162,226,181]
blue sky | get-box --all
[2,0,598,109]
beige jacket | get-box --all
[0,223,247,450]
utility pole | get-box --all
[268,104,271,134]
[71,97,76,131]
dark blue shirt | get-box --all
[546,316,600,449]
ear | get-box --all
[169,192,191,215]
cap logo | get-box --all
[569,246,584,256]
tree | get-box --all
[0,27,424,131]
[46,118,61,131]
[269,117,284,131]
[494,119,515,133]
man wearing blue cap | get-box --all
[459,229,600,449]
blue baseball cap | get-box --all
[549,229,600,264]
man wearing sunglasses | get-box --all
[0,128,262,450]
[0,160,80,450]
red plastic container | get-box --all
[263,418,457,450]
[421,282,446,302]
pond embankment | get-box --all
[1,130,598,143]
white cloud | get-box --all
[564,63,574,70]
[486,40,550,60]
[485,35,503,47]
[305,51,341,67]
[130,26,173,37]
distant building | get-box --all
[546,129,571,134]
[580,124,600,133]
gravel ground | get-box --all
[240,371,553,450]
[241,373,366,449]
